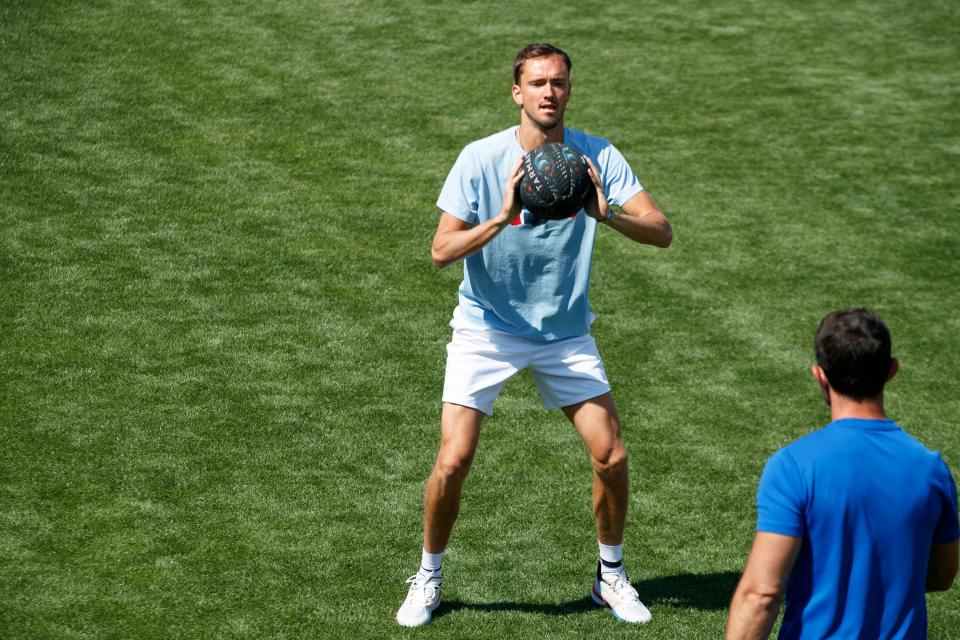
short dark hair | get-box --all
[513,43,572,85]
[814,308,892,401]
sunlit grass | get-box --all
[2,1,958,638]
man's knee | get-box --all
[433,447,475,484]
[592,443,629,479]
[434,403,483,484]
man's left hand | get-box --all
[583,156,610,222]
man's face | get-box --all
[512,54,571,130]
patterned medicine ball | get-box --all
[518,142,592,220]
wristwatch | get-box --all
[602,209,616,223]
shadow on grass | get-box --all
[635,570,741,610]
[436,596,597,619]
[436,571,741,619]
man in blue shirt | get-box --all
[396,43,673,627]
[725,309,959,639]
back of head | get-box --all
[814,308,892,401]
[513,43,572,84]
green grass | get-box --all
[2,0,959,638]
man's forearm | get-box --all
[725,590,781,640]
[604,209,673,247]
[607,191,672,247]
[431,211,514,268]
[725,533,799,640]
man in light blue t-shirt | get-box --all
[396,43,673,627]
[725,309,959,639]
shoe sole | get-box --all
[591,582,607,608]
[396,601,440,627]
[396,617,431,628]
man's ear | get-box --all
[511,84,523,107]
[812,364,832,407]
[886,357,899,382]
[811,364,829,387]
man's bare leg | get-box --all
[563,392,629,545]
[397,403,484,627]
[423,402,485,552]
[564,392,651,624]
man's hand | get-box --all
[495,156,526,226]
[431,156,525,268]
[582,156,610,222]
[927,540,959,592]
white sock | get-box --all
[419,548,443,577]
[598,541,624,576]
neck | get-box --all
[517,115,564,151]
[828,391,888,422]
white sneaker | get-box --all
[591,564,652,624]
[396,573,441,627]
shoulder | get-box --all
[931,453,958,502]
[766,428,825,468]
[920,445,958,488]
[564,127,614,155]
[762,445,803,481]
[756,446,807,532]
[895,422,946,454]
[447,127,518,180]
[881,422,955,476]
[565,127,636,173]
[760,428,834,482]
[460,127,518,158]
[780,420,950,476]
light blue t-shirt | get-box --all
[436,126,643,341]
[757,418,960,639]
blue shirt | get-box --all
[757,418,960,639]
[436,126,643,341]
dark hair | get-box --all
[513,43,572,85]
[814,308,892,401]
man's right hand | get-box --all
[431,157,526,269]
[495,156,526,227]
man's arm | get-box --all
[608,191,673,247]
[725,532,803,640]
[927,540,959,592]
[431,157,524,268]
[582,157,672,247]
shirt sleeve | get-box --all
[933,456,960,544]
[756,449,806,537]
[436,146,480,223]
[597,142,643,208]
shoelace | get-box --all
[603,572,641,601]
[405,574,439,604]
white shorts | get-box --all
[442,320,611,416]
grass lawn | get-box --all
[2,1,958,638]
